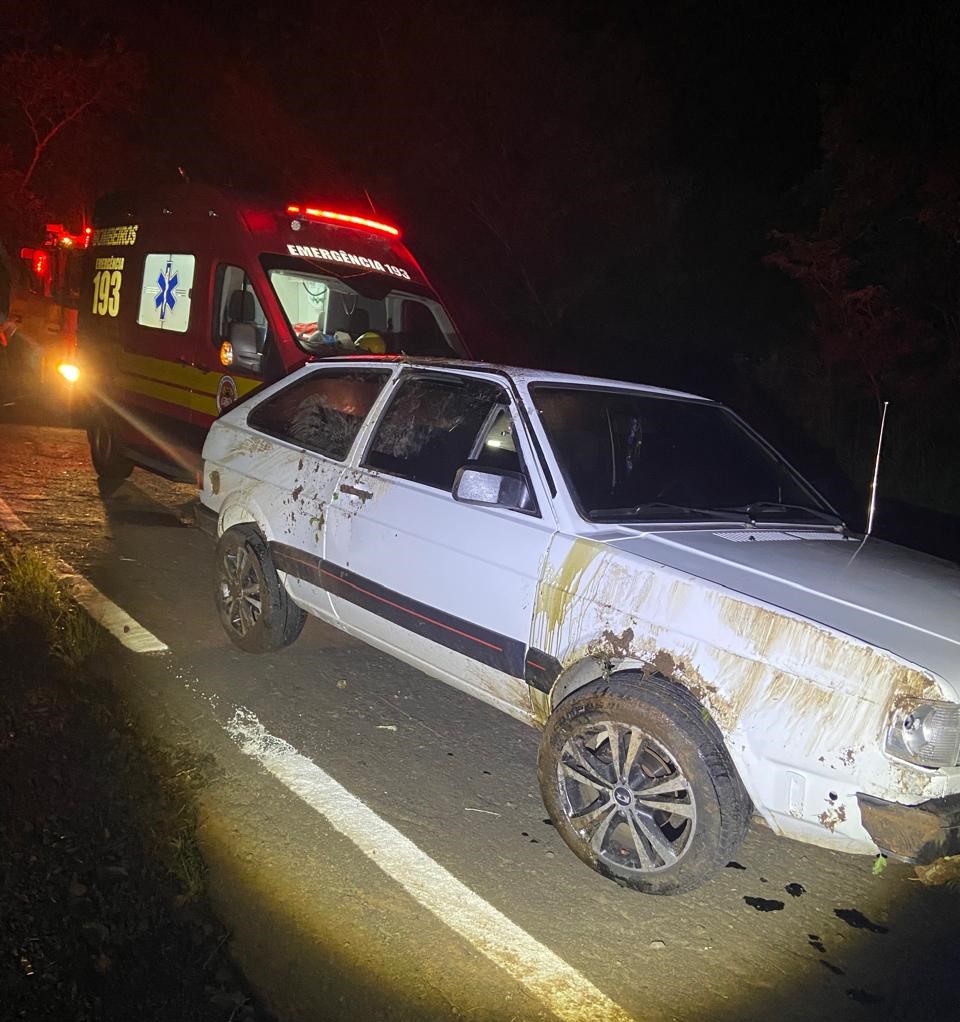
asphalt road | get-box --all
[0,411,957,1022]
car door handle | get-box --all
[339,484,373,502]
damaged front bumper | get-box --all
[858,791,960,863]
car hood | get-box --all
[606,526,960,693]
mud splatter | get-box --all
[292,485,304,501]
[820,960,845,976]
[808,934,826,953]
[785,882,806,898]
[744,896,785,912]
[834,909,889,934]
[818,803,847,831]
[588,626,635,660]
[725,861,747,870]
[846,988,885,1006]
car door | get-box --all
[240,365,393,617]
[322,369,557,720]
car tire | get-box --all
[87,410,133,481]
[537,671,751,895]
[215,525,306,654]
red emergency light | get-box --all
[286,204,400,238]
[20,248,50,278]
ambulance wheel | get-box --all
[88,411,133,481]
[215,525,306,653]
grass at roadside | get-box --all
[0,540,102,668]
[0,536,271,1021]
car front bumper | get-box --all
[857,791,960,863]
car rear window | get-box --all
[247,368,391,461]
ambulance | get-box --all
[75,182,467,482]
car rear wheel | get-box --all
[537,672,751,895]
[215,525,306,653]
[87,410,133,481]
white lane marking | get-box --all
[0,497,28,532]
[0,490,168,653]
[57,562,169,654]
[227,707,637,1022]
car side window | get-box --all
[364,374,525,492]
[247,369,391,461]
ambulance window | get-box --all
[266,269,331,347]
[213,265,269,348]
[137,253,196,332]
[398,299,448,356]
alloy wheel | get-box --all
[556,720,696,873]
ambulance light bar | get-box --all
[286,205,400,238]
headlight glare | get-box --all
[885,699,960,768]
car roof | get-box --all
[298,355,713,404]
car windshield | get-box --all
[263,256,466,359]
[532,385,838,524]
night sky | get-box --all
[2,0,958,535]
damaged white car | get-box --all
[198,358,960,894]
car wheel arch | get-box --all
[549,653,701,712]
[548,655,757,775]
[218,497,269,541]
[554,653,773,831]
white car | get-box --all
[198,358,960,894]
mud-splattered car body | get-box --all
[199,358,960,880]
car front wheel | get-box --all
[215,525,306,653]
[537,672,751,895]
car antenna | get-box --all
[848,400,889,565]
[364,188,377,215]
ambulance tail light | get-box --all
[20,248,50,279]
[286,205,400,238]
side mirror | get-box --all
[228,321,262,372]
[453,466,533,512]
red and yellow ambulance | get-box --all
[75,182,467,482]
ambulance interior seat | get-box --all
[227,290,267,353]
[347,307,370,339]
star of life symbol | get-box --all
[155,260,179,320]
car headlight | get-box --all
[885,699,960,768]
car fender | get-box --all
[532,536,952,851]
[547,652,770,827]
[217,488,272,541]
